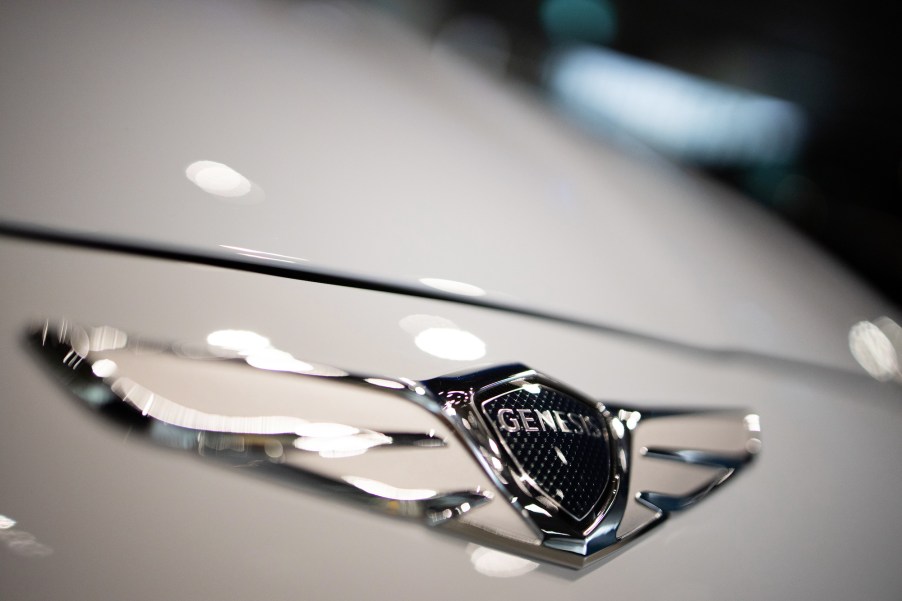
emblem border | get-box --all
[425,365,629,555]
[32,321,760,570]
[477,382,613,523]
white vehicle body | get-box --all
[1,1,900,599]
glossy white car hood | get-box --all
[1,238,901,600]
[2,2,902,598]
[1,0,896,373]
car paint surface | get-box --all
[1,1,901,600]
[1,0,897,371]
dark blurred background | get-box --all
[377,0,902,307]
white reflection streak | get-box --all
[744,414,761,432]
[523,503,552,517]
[467,544,539,578]
[610,418,625,439]
[87,326,128,351]
[419,278,486,297]
[220,245,309,263]
[365,378,407,390]
[112,378,311,435]
[206,329,338,376]
[141,394,154,417]
[400,315,487,361]
[0,515,16,530]
[849,320,900,381]
[112,378,386,458]
[186,161,252,197]
[91,358,118,378]
[237,253,296,264]
[624,411,641,430]
[343,476,437,501]
[415,328,486,361]
[245,349,313,374]
[294,431,391,458]
[206,330,271,356]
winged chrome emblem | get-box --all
[29,320,761,568]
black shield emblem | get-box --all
[478,382,613,522]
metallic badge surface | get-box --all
[481,384,611,520]
[424,366,627,558]
[29,321,761,569]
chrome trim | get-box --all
[424,366,625,558]
[28,320,760,568]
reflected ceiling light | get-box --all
[624,411,641,430]
[113,377,310,435]
[343,476,437,501]
[206,330,271,356]
[87,326,128,351]
[186,161,253,197]
[415,328,487,361]
[91,359,118,378]
[292,423,395,458]
[467,544,539,578]
[365,378,407,390]
[301,363,350,378]
[220,245,308,264]
[849,320,900,381]
[419,278,486,297]
[294,432,391,458]
[245,349,313,374]
[206,329,339,377]
[524,503,552,517]
[401,315,488,361]
[0,515,16,530]
[744,414,761,432]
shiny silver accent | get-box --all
[29,320,760,569]
[425,366,760,567]
[429,367,622,558]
